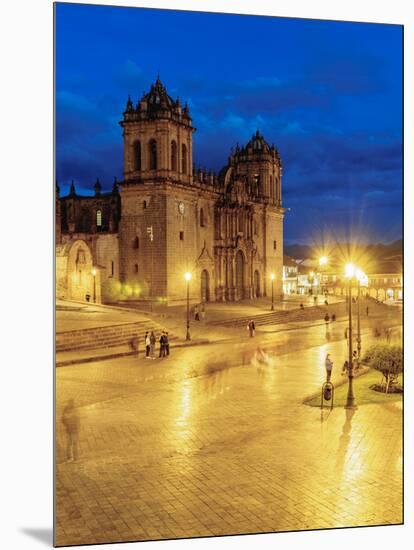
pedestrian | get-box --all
[247,320,255,337]
[352,350,359,370]
[313,296,317,305]
[62,399,80,463]
[145,331,150,359]
[331,313,336,322]
[325,353,333,383]
[165,332,170,356]
[150,331,156,359]
[194,305,200,321]
[300,303,304,310]
[342,360,349,376]
[200,303,206,321]
[324,313,330,324]
[344,327,348,340]
[366,306,369,316]
[159,332,166,358]
[324,299,329,306]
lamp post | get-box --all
[270,273,275,310]
[92,268,97,303]
[344,263,357,409]
[184,272,192,341]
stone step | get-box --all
[56,320,175,352]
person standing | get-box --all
[366,306,369,316]
[159,332,166,358]
[325,353,333,383]
[247,320,255,337]
[165,332,170,356]
[150,331,156,359]
[62,399,80,463]
[145,331,150,359]
[194,305,200,321]
[324,313,330,325]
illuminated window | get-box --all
[96,210,102,227]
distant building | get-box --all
[282,255,298,294]
[56,78,285,304]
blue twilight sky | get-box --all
[55,3,403,245]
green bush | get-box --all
[364,343,403,393]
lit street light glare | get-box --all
[345,263,356,278]
[92,268,97,277]
[184,271,192,282]
[270,273,275,280]
[319,256,328,266]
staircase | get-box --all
[56,320,176,353]
[207,298,387,329]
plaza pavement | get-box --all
[55,320,402,546]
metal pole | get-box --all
[357,280,361,360]
[150,239,154,312]
[93,275,96,303]
[186,280,191,341]
[345,278,357,409]
[271,279,274,310]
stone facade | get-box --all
[57,78,285,304]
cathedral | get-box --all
[56,78,285,305]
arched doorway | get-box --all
[201,269,210,302]
[254,270,260,298]
[235,250,245,299]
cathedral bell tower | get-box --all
[118,78,196,303]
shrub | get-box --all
[364,343,403,393]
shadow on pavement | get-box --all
[20,527,53,546]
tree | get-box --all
[363,344,403,393]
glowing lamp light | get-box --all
[270,273,275,281]
[319,256,328,266]
[92,268,97,277]
[345,263,356,278]
[309,271,314,278]
[184,272,192,282]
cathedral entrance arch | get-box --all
[235,250,245,299]
[201,269,210,302]
[254,270,260,298]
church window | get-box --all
[96,209,102,228]
[149,139,157,170]
[143,200,147,209]
[171,140,177,171]
[133,141,141,171]
[110,261,114,277]
[200,208,205,227]
[273,240,277,250]
[179,231,184,241]
[182,144,187,174]
[133,236,139,249]
[134,264,139,273]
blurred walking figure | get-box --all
[159,332,166,358]
[366,306,369,316]
[145,332,151,359]
[194,305,200,321]
[165,332,170,356]
[200,303,206,321]
[331,313,336,321]
[313,296,317,305]
[344,327,349,340]
[300,303,304,310]
[325,353,333,383]
[324,299,329,306]
[324,313,330,325]
[62,399,80,463]
[150,331,156,359]
[247,320,256,337]
[342,360,349,376]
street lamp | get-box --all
[270,273,275,310]
[184,271,192,341]
[92,268,97,303]
[344,262,357,409]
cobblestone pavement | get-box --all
[55,323,402,546]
